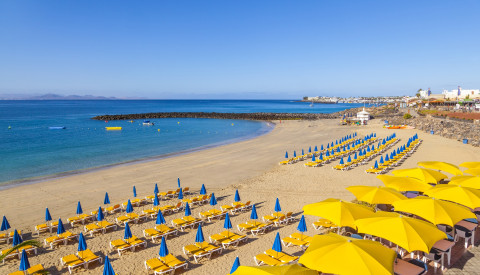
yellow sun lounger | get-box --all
[106,204,121,214]
[254,253,282,266]
[281,236,309,250]
[144,258,174,275]
[77,249,102,268]
[143,225,178,242]
[60,254,85,274]
[159,254,188,271]
[110,239,133,256]
[265,249,299,263]
[182,244,212,263]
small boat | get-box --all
[143,120,154,126]
[105,127,122,131]
[49,126,66,130]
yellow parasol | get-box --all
[302,198,374,228]
[355,214,447,253]
[460,162,480,169]
[392,197,476,227]
[391,168,447,184]
[424,184,480,209]
[417,161,463,176]
[346,186,406,204]
[299,233,395,275]
[232,264,318,275]
[449,176,480,189]
[376,175,433,192]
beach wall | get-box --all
[92,112,341,121]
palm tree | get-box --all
[0,239,42,263]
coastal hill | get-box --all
[0,93,118,100]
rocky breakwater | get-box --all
[389,114,480,147]
[92,112,340,121]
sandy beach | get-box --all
[1,118,479,274]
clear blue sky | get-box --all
[1,0,479,99]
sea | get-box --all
[0,100,363,185]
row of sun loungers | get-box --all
[44,231,78,249]
[366,138,421,174]
[183,242,223,263]
[110,235,147,256]
[144,254,188,275]
[84,220,117,236]
[143,224,179,242]
[209,230,248,248]
[60,249,102,274]
[8,264,47,275]
[1,245,38,264]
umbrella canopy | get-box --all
[76,201,83,215]
[232,264,318,275]
[104,192,110,205]
[314,145,318,151]
[418,161,463,176]
[195,224,205,243]
[1,216,10,231]
[78,232,87,251]
[449,176,480,189]
[45,208,52,222]
[230,257,240,274]
[159,236,169,257]
[392,197,476,226]
[103,256,115,275]
[133,186,137,197]
[339,158,344,165]
[184,202,191,216]
[234,190,241,202]
[346,186,406,204]
[156,209,166,225]
[274,198,282,213]
[460,162,480,169]
[177,178,181,188]
[153,194,160,206]
[285,151,288,158]
[355,214,447,253]
[19,249,30,271]
[297,215,307,233]
[178,188,184,200]
[250,205,258,220]
[272,232,282,253]
[377,175,433,192]
[302,198,374,228]
[224,213,233,231]
[293,151,297,157]
[210,193,217,206]
[200,184,207,195]
[299,233,395,275]
[57,218,66,235]
[126,200,134,213]
[12,229,23,246]
[391,168,447,184]
[424,184,480,209]
[124,222,132,240]
[97,206,105,221]
[311,154,316,161]
[154,183,159,194]
[464,168,480,177]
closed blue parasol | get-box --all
[200,184,207,195]
[1,216,10,231]
[319,153,323,160]
[45,208,52,222]
[293,151,296,157]
[12,229,22,246]
[274,198,282,213]
[78,232,87,252]
[124,222,132,240]
[153,194,160,206]
[57,218,66,235]
[374,160,379,169]
[210,193,217,206]
[154,183,159,194]
[76,201,83,215]
[178,188,184,200]
[156,210,166,225]
[234,190,241,202]
[104,192,110,205]
[379,156,384,165]
[184,202,191,216]
[97,206,105,221]
[103,256,115,275]
[385,154,390,162]
[354,152,358,160]
[302,149,304,155]
[230,256,240,274]
[297,215,307,233]
[285,151,288,158]
[327,143,330,149]
[272,232,282,253]
[308,146,311,153]
[339,158,344,165]
[321,144,324,150]
[19,249,30,271]
[347,155,352,163]
[177,178,181,188]
[133,186,137,197]
[250,204,258,220]
[159,236,169,257]
[311,154,315,161]
[195,224,205,244]
[126,200,133,213]
[224,213,232,231]
[314,145,318,151]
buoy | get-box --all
[8,126,11,129]
[231,123,234,126]
[177,122,180,124]
[157,129,160,132]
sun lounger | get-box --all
[171,202,184,212]
[159,254,188,271]
[90,208,106,217]
[34,223,51,236]
[84,223,103,236]
[221,205,234,212]
[254,253,282,266]
[209,230,247,248]
[97,220,117,233]
[125,236,147,251]
[27,264,47,274]
[144,258,174,275]
[281,236,309,250]
[183,187,191,195]
[265,249,299,263]
[2,230,22,244]
[67,214,94,227]
[143,225,178,242]
[77,248,102,268]
[1,248,20,264]
[183,216,203,228]
[60,254,85,274]
[110,239,133,256]
[44,231,78,249]
[199,209,227,221]
[106,204,121,214]
[183,242,222,263]
[312,218,335,230]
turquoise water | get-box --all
[0,100,363,184]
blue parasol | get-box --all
[103,256,115,275]
[78,232,87,252]
[45,208,52,222]
[1,216,10,231]
[178,188,184,200]
[250,204,258,220]
[154,183,159,194]
[57,218,66,235]
[234,190,241,202]
[339,158,344,165]
[297,215,307,232]
[19,249,30,271]
[126,200,133,213]
[272,232,282,253]
[123,222,132,240]
[285,151,288,158]
[177,178,181,188]
[274,198,282,213]
[133,186,137,198]
[159,236,169,257]
[195,224,205,243]
[97,206,104,221]
[210,193,217,206]
[12,229,23,246]
[200,184,207,195]
[76,201,83,215]
[156,209,166,225]
[184,202,191,216]
[104,192,110,205]
[153,194,160,206]
[230,257,240,274]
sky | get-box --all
[0,0,479,99]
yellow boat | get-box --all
[105,127,122,131]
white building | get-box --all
[443,86,480,100]
[357,108,370,124]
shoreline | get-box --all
[0,121,276,190]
